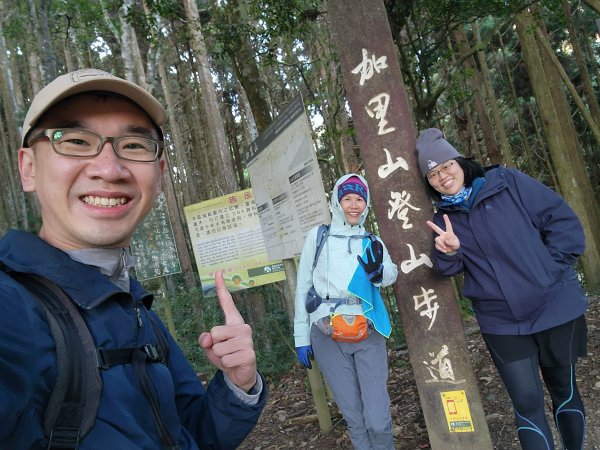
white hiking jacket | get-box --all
[293,174,398,347]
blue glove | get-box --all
[296,345,314,369]
[357,240,384,283]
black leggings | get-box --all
[496,355,585,450]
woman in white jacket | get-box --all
[294,173,398,450]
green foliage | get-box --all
[382,287,407,349]
[457,296,475,320]
[206,0,322,65]
[235,284,296,379]
[2,3,29,41]
[253,308,295,378]
[144,0,186,21]
[151,282,296,380]
[151,287,213,374]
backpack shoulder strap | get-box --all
[312,224,330,270]
[2,268,174,449]
[9,272,102,449]
[148,313,170,364]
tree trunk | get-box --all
[515,9,600,291]
[525,102,559,190]
[118,0,135,81]
[221,0,272,133]
[183,0,238,196]
[531,25,600,145]
[472,21,514,166]
[222,88,247,188]
[562,0,600,126]
[307,15,360,176]
[497,30,534,173]
[123,0,147,87]
[157,59,198,289]
[448,38,484,163]
[452,28,501,165]
[28,0,58,83]
[0,11,25,228]
[583,0,600,15]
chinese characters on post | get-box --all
[351,47,460,384]
[328,1,492,444]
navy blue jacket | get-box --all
[0,230,266,449]
[431,166,588,335]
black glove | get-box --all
[357,240,384,283]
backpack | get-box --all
[4,271,171,449]
[311,224,376,270]
[312,224,330,270]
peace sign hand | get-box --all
[198,271,257,392]
[426,214,461,254]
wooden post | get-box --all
[327,1,493,448]
[159,277,177,340]
[306,362,333,432]
[282,259,297,324]
[283,259,332,431]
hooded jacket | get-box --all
[431,166,588,335]
[293,174,398,347]
[0,230,266,450]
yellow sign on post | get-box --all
[440,390,475,432]
[184,188,286,296]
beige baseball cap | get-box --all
[21,68,167,147]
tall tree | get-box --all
[472,20,514,166]
[183,0,238,196]
[0,10,22,228]
[515,8,600,290]
[28,0,58,82]
[452,27,502,164]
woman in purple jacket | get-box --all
[417,128,588,450]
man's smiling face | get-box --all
[18,94,164,250]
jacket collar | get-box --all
[436,165,507,212]
[0,230,150,309]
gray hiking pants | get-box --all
[311,325,394,450]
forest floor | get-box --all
[239,296,599,450]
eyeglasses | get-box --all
[426,160,456,181]
[29,128,163,162]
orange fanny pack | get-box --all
[330,314,369,342]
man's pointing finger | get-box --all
[215,271,244,325]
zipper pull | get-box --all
[135,306,143,327]
[121,248,130,272]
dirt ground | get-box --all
[239,296,599,450]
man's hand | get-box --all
[426,214,461,254]
[198,271,257,392]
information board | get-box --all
[246,95,330,260]
[131,192,181,281]
[184,189,286,296]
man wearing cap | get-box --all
[0,69,266,449]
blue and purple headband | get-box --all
[338,176,368,202]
